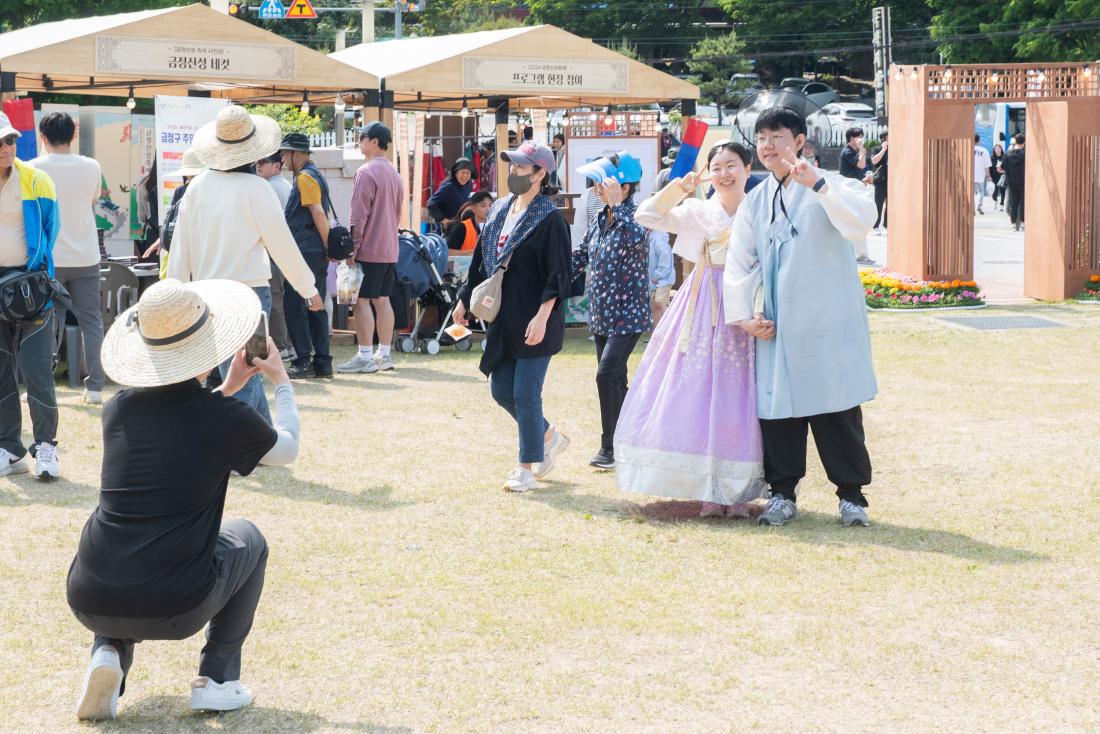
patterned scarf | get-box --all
[478,193,558,276]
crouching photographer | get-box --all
[65,278,301,721]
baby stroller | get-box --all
[393,229,483,354]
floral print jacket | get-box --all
[573,199,652,337]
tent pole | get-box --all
[493,98,510,197]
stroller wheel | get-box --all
[421,338,441,355]
[398,336,416,353]
[456,337,473,352]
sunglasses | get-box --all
[0,134,18,147]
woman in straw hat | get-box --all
[168,105,323,423]
[66,278,301,721]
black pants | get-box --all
[759,406,872,507]
[72,520,268,693]
[1007,187,1025,225]
[284,250,332,372]
[993,184,1006,206]
[593,332,641,450]
[873,184,887,229]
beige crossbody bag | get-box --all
[470,252,513,323]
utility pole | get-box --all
[362,0,375,43]
[394,0,403,40]
[335,28,347,51]
[871,6,892,120]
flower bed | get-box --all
[860,269,986,309]
[1076,275,1100,302]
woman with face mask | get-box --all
[427,158,477,228]
[614,142,768,518]
[452,142,573,493]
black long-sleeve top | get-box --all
[457,209,572,376]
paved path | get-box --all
[865,204,1029,304]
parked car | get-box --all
[726,72,763,104]
[773,79,839,108]
[820,102,876,125]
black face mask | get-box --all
[507,172,534,196]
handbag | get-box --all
[321,187,355,261]
[0,267,70,322]
[470,253,512,323]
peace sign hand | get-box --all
[782,147,822,190]
[675,171,710,194]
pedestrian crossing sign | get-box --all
[284,0,318,18]
[257,0,287,19]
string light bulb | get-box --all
[333,94,346,114]
[1037,72,1047,83]
[460,97,469,118]
[301,92,310,114]
[562,111,570,127]
[425,107,432,119]
[910,67,918,80]
[1084,65,1092,79]
[989,72,999,84]
[944,66,953,79]
[894,68,902,81]
[126,85,136,110]
[603,106,614,126]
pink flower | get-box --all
[920,294,929,303]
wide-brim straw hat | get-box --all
[192,105,282,171]
[168,148,205,178]
[102,278,261,388]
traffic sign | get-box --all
[284,0,317,18]
[257,0,286,20]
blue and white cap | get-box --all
[576,151,642,185]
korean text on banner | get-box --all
[154,95,228,224]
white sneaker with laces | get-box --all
[76,645,123,721]
[0,448,28,477]
[533,428,570,479]
[83,389,103,405]
[502,466,537,493]
[335,353,377,373]
[190,677,254,712]
[33,442,59,481]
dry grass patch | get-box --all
[1,303,1098,733]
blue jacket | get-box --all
[10,159,59,275]
[573,199,651,336]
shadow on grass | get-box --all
[244,467,414,511]
[92,694,409,732]
[528,487,1044,566]
[761,511,1048,565]
[0,475,98,508]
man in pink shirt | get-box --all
[337,122,405,374]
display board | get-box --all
[154,95,229,224]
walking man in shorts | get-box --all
[337,122,405,374]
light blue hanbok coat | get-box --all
[723,168,878,420]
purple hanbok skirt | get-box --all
[614,265,766,505]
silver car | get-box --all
[776,78,840,108]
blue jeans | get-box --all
[490,356,552,464]
[219,286,272,424]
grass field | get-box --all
[2,303,1099,733]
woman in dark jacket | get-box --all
[445,191,493,254]
[990,143,1006,211]
[427,157,476,227]
[452,142,572,493]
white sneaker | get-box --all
[0,448,28,477]
[335,353,377,374]
[502,466,537,493]
[533,428,570,479]
[190,677,254,712]
[33,442,59,481]
[374,354,394,372]
[76,646,123,721]
[83,389,103,405]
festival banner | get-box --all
[154,95,229,224]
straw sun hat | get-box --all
[192,105,282,171]
[102,279,261,388]
[168,148,206,179]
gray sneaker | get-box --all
[757,495,797,526]
[375,354,394,372]
[839,499,869,527]
[335,354,377,374]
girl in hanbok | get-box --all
[615,142,767,518]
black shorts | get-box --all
[358,261,396,299]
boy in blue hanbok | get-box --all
[724,107,878,527]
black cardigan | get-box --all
[457,209,572,376]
